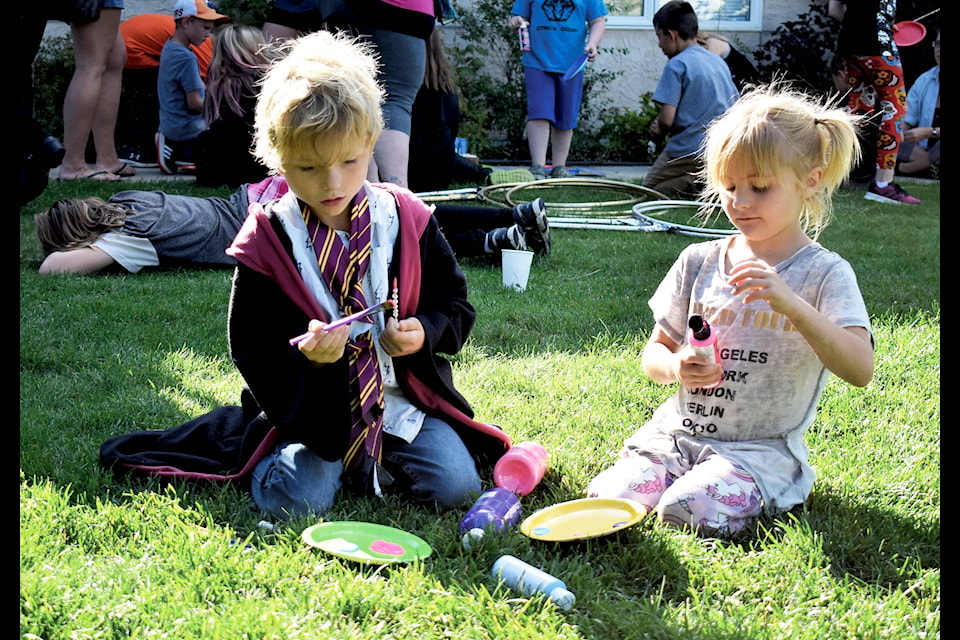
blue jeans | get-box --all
[251,416,481,519]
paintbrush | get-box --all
[288,299,397,346]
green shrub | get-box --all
[583,95,659,163]
[31,34,74,139]
[446,0,530,160]
[753,1,839,93]
[213,0,271,27]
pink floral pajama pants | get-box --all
[588,449,763,538]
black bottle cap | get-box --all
[688,315,710,340]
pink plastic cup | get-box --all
[494,441,549,496]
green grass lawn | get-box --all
[20,177,939,639]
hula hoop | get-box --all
[415,187,483,203]
[546,217,656,231]
[630,200,737,238]
[480,178,667,217]
[415,181,734,237]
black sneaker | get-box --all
[487,225,527,252]
[155,132,177,175]
[511,197,551,256]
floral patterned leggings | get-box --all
[843,54,908,172]
[587,449,763,538]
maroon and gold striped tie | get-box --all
[303,192,385,475]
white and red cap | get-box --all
[173,0,229,22]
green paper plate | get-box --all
[301,521,432,564]
[520,497,646,542]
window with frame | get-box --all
[606,0,764,30]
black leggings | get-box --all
[432,203,514,259]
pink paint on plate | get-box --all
[369,539,406,556]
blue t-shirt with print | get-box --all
[510,0,608,73]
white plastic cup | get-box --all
[501,249,534,291]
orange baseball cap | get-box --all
[173,0,229,22]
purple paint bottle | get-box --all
[458,488,522,549]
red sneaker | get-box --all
[864,181,921,205]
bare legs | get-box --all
[527,119,550,167]
[875,168,894,184]
[369,129,412,187]
[527,119,573,169]
[550,128,573,169]
[262,22,299,42]
[58,9,126,180]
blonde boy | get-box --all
[226,31,510,519]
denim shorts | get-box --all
[102,0,124,9]
[272,0,316,10]
[266,0,324,32]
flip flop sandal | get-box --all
[108,162,137,177]
[57,170,121,182]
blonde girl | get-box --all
[587,85,874,538]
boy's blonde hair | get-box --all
[254,30,384,172]
[35,198,128,257]
[700,84,861,238]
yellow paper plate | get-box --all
[519,498,646,542]
[301,521,432,565]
